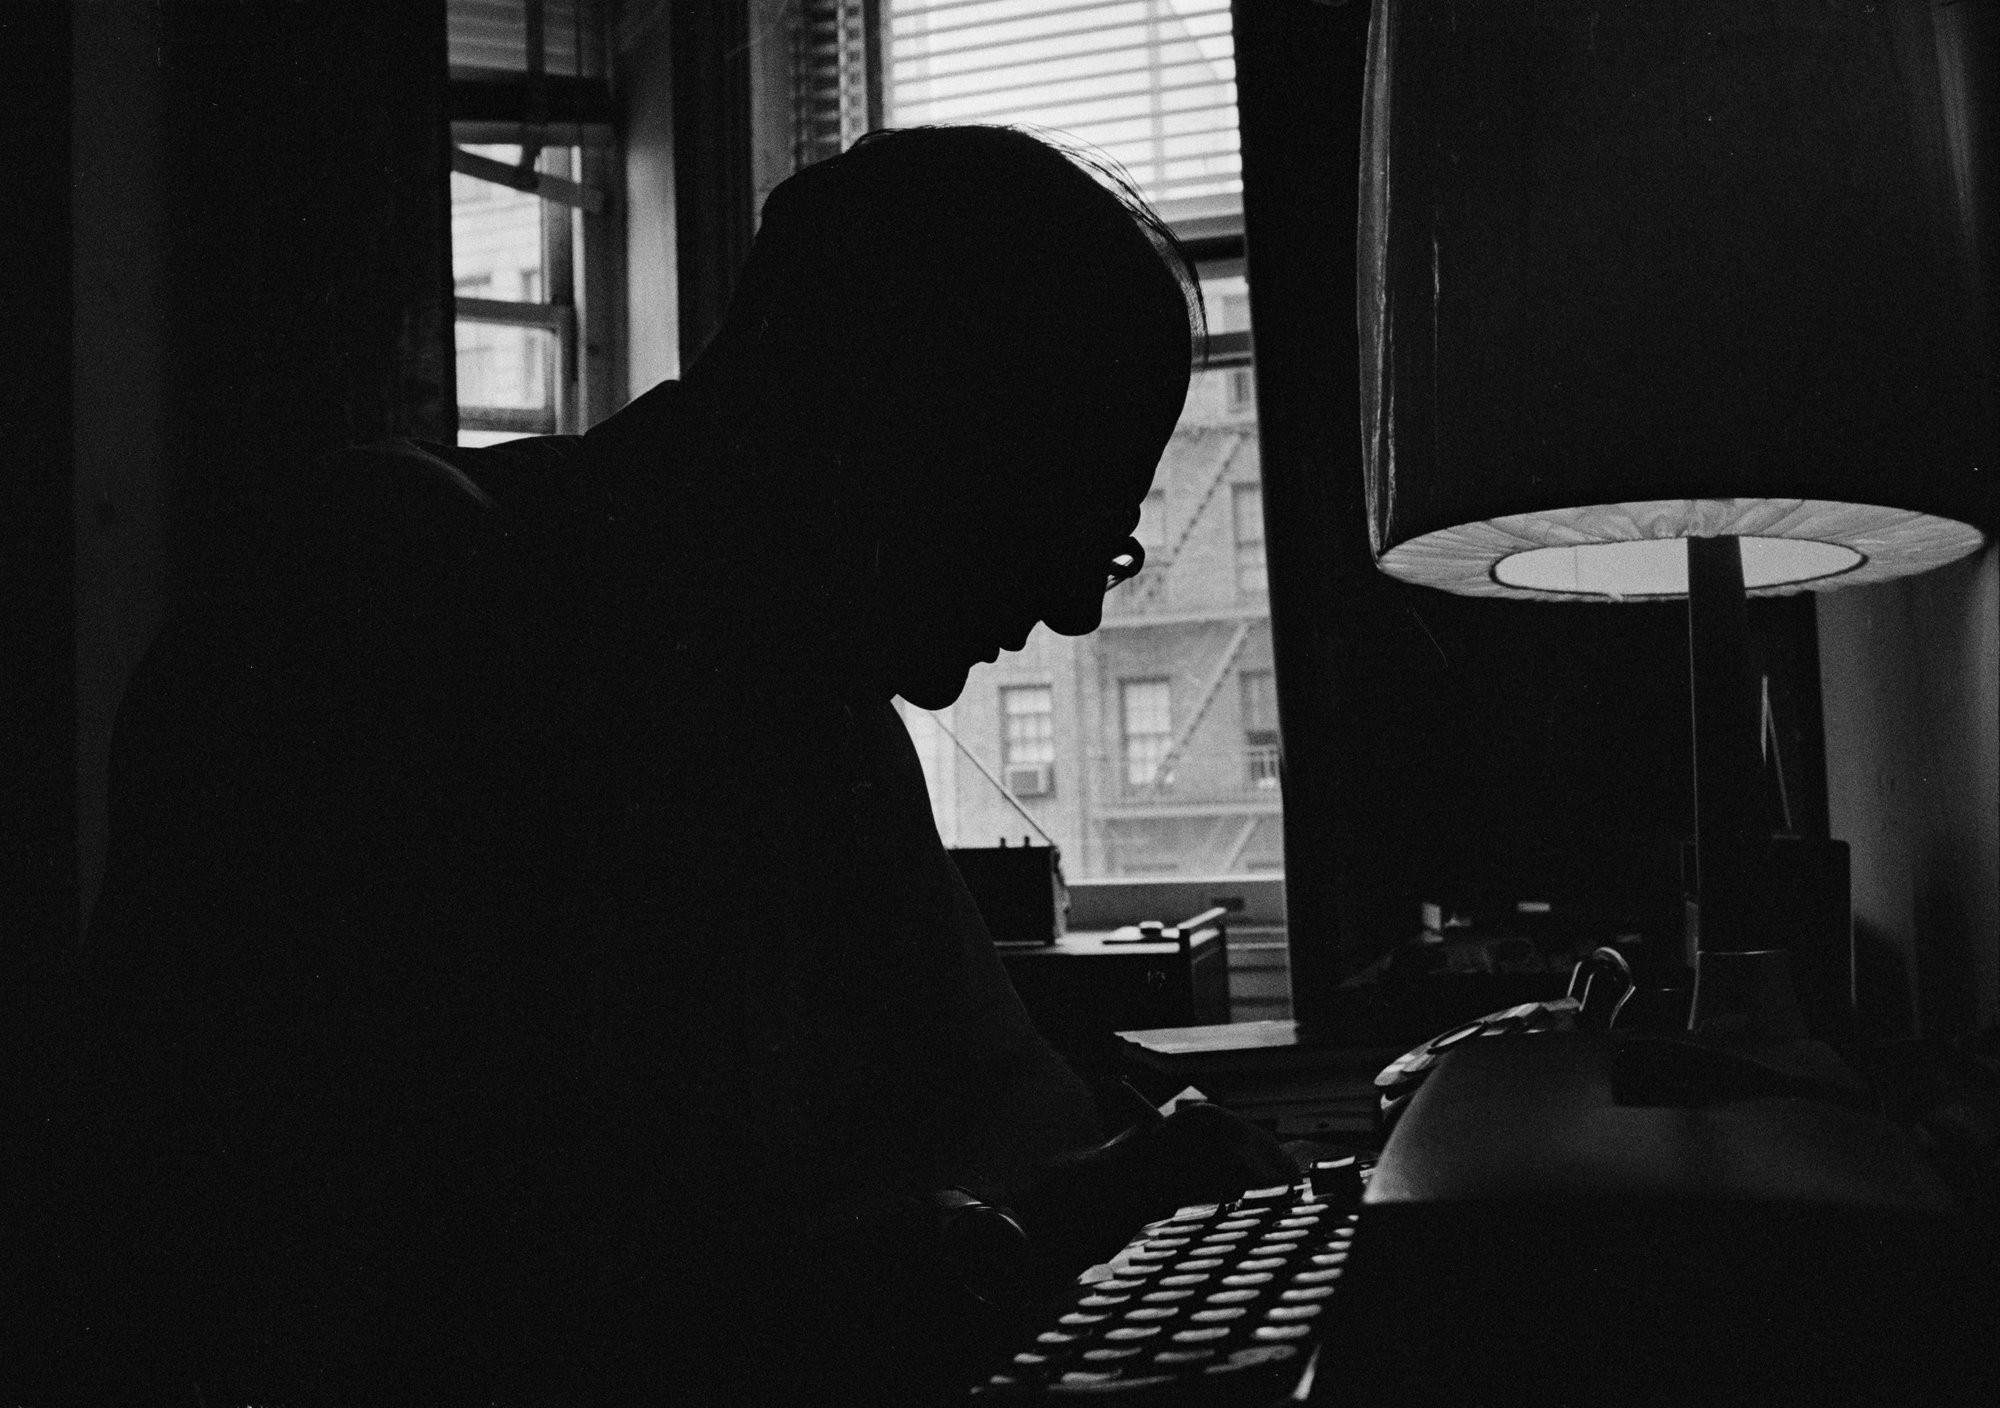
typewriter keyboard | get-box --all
[972,1158,1369,1403]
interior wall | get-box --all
[7,3,78,950]
[69,2,454,933]
[1820,542,2000,1037]
[72,0,170,933]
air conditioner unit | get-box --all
[1005,763,1054,798]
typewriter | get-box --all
[972,1028,1993,1405]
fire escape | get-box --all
[1090,397,1280,874]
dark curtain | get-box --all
[158,0,456,598]
[671,0,755,369]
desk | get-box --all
[998,929,1229,1070]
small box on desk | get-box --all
[949,843,1067,946]
[998,923,1230,1078]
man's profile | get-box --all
[69,125,1293,1405]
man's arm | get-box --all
[928,863,1103,1206]
[870,702,1294,1267]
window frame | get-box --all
[446,5,623,440]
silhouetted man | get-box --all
[69,126,1292,1405]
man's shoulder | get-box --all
[301,434,592,564]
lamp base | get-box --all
[1688,946,1808,1038]
[1682,836,1853,1039]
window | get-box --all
[1002,686,1056,766]
[1121,679,1174,789]
[447,0,618,445]
[1225,367,1255,414]
[1241,669,1279,790]
[1233,482,1266,595]
[795,1,1281,880]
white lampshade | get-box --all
[1359,0,1995,598]
[1381,498,1988,601]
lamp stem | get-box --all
[1686,535,1761,958]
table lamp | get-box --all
[1358,0,1994,1033]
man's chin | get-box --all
[896,662,973,711]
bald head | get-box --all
[682,125,1200,707]
[694,125,1198,515]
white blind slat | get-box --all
[883,0,1240,224]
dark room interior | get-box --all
[9,0,2000,1403]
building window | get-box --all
[1226,367,1256,414]
[1241,669,1280,790]
[1233,482,1267,595]
[1122,679,1174,789]
[1001,686,1055,766]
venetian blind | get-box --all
[796,0,878,170]
[447,0,605,77]
[881,0,1240,228]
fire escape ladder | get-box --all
[1150,619,1254,787]
[1139,429,1248,604]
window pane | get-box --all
[1002,685,1056,765]
[1232,482,1266,595]
[1240,669,1277,733]
[452,146,545,293]
[1202,271,1250,332]
[1121,679,1172,788]
[455,322,556,411]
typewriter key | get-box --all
[1208,1344,1298,1371]
[1265,1304,1322,1321]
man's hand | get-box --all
[1010,1102,1297,1271]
